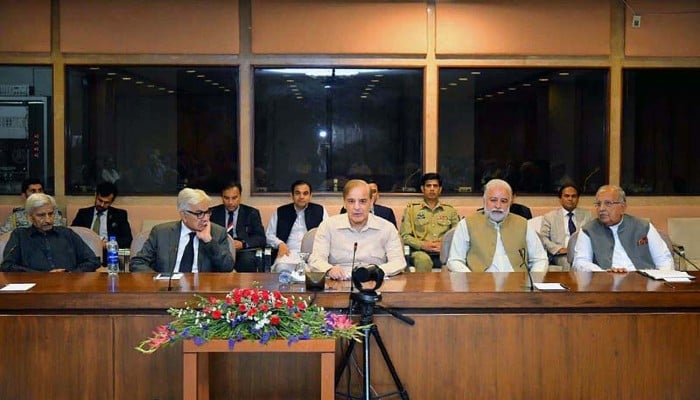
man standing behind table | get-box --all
[572,185,673,272]
[309,180,405,280]
[538,183,593,270]
[130,188,234,273]
[210,182,266,272]
[340,180,397,227]
[265,180,328,261]
[71,181,133,250]
[447,179,548,272]
[399,173,460,271]
[0,177,66,234]
[1,193,100,272]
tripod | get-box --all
[335,290,413,400]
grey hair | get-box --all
[177,188,211,211]
[596,184,626,203]
[25,193,57,214]
[482,179,513,199]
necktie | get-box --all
[92,212,102,235]
[567,212,576,235]
[227,211,236,238]
[179,232,196,273]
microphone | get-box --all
[166,245,179,292]
[519,247,533,291]
[349,242,358,284]
[672,245,700,271]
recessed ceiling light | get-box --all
[539,78,549,82]
[485,94,493,97]
[147,84,155,88]
[224,89,230,92]
[559,72,570,76]
[508,87,516,91]
[121,77,131,81]
[449,83,457,86]
[523,83,532,87]
[89,67,100,71]
[458,77,469,81]
[497,91,504,95]
[371,79,380,83]
[186,70,196,74]
[440,87,447,90]
[286,79,295,83]
[196,74,205,78]
[158,87,165,91]
[361,95,368,99]
[205,79,212,83]
[167,90,174,93]
[470,71,481,75]
[374,74,384,77]
[365,87,373,91]
[212,82,219,86]
[107,72,117,76]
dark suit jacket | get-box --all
[340,203,397,227]
[210,204,266,249]
[71,206,133,248]
[130,221,234,273]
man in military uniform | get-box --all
[399,172,460,271]
[0,177,65,234]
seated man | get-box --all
[0,177,65,234]
[130,188,234,273]
[447,179,548,272]
[400,173,460,271]
[71,181,133,250]
[538,183,593,269]
[265,180,328,261]
[572,185,673,272]
[340,180,397,227]
[309,179,405,280]
[210,182,266,272]
[1,193,100,272]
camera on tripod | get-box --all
[351,265,384,293]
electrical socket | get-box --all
[632,15,641,28]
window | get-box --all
[0,65,53,195]
[253,67,423,193]
[438,68,608,195]
[621,68,700,195]
[65,66,239,195]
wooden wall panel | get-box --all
[625,0,700,57]
[252,0,428,54]
[435,0,610,56]
[0,0,51,52]
[59,0,239,54]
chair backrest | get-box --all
[226,235,237,264]
[440,227,457,265]
[130,230,151,258]
[301,227,318,254]
[141,219,171,233]
[527,215,543,233]
[566,230,578,266]
[69,226,103,261]
[667,218,700,260]
[0,231,12,264]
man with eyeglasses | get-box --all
[130,188,234,273]
[0,177,66,234]
[1,193,100,272]
[572,185,673,272]
[71,181,133,250]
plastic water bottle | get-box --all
[263,247,272,272]
[106,236,119,275]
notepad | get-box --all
[154,273,183,281]
[0,283,36,291]
[533,282,569,291]
[637,270,695,281]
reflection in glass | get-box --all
[438,68,608,195]
[253,67,423,193]
[621,69,700,195]
[65,66,239,195]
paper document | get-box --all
[638,270,694,281]
[0,283,36,291]
[154,273,183,281]
[663,277,693,283]
[533,282,569,291]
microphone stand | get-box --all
[519,248,534,292]
[673,245,700,271]
[165,245,179,292]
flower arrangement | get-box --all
[136,288,363,354]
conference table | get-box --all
[0,271,698,399]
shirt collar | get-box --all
[179,222,195,237]
[337,213,381,232]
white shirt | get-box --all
[265,205,329,252]
[447,217,548,272]
[92,209,108,240]
[572,219,673,271]
[174,222,200,273]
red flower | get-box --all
[211,310,222,320]
[297,302,306,311]
[294,312,301,319]
[260,304,269,312]
[261,290,270,301]
[270,315,280,325]
[251,291,259,303]
[209,296,218,304]
[225,296,233,305]
[286,298,294,307]
[273,290,282,299]
[247,307,258,317]
[274,300,283,308]
[238,304,247,312]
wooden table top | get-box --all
[0,271,698,311]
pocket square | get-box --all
[637,236,648,246]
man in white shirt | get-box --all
[309,179,405,280]
[447,179,548,272]
[572,185,673,272]
[538,183,593,270]
[265,180,328,260]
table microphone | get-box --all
[166,245,179,292]
[519,248,533,292]
[349,242,358,286]
[672,245,700,271]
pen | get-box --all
[560,284,570,290]
[663,281,675,289]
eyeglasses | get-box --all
[185,209,212,219]
[593,201,623,208]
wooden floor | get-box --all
[0,272,698,399]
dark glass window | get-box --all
[621,68,700,195]
[0,65,53,195]
[253,67,423,193]
[65,66,239,195]
[439,68,608,195]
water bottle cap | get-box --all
[109,236,116,241]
